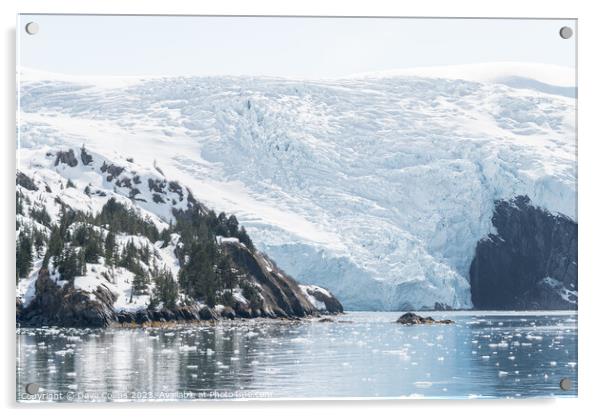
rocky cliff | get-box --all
[16,147,343,327]
[470,196,577,310]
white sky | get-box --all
[17,15,576,78]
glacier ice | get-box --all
[17,64,576,310]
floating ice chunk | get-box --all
[179,345,197,352]
[498,371,509,377]
[414,381,432,388]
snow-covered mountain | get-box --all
[17,63,577,310]
[16,146,343,326]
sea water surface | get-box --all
[16,311,577,401]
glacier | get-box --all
[17,63,577,310]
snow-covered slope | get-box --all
[16,146,343,324]
[17,63,577,310]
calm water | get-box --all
[16,311,577,401]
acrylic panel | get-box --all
[16,15,577,401]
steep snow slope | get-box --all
[18,64,576,310]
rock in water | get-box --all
[470,196,577,310]
[396,312,454,325]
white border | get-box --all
[2,1,601,416]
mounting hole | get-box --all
[25,22,39,35]
[559,26,573,39]
[25,382,40,395]
[559,378,572,391]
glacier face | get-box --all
[18,66,576,310]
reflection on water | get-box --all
[16,311,577,401]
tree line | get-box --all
[17,194,257,310]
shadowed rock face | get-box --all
[21,269,116,327]
[303,286,344,314]
[223,242,318,318]
[470,196,577,310]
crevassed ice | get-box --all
[17,66,576,310]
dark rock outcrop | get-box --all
[470,196,577,310]
[16,171,38,191]
[100,162,125,181]
[80,147,93,165]
[54,150,78,167]
[20,269,116,327]
[433,302,452,311]
[396,312,454,325]
[302,286,344,314]
[224,242,318,317]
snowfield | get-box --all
[17,63,576,310]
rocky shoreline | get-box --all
[17,255,344,328]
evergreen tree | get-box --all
[153,267,178,309]
[16,191,24,215]
[238,226,255,251]
[32,228,46,258]
[130,265,149,302]
[218,257,237,290]
[179,241,218,305]
[140,243,151,265]
[104,230,117,267]
[43,226,63,268]
[215,212,229,236]
[119,239,139,270]
[58,247,80,282]
[83,231,102,263]
[30,206,52,227]
[73,225,103,263]
[16,232,33,281]
[79,249,87,275]
[96,198,159,241]
[226,214,239,236]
